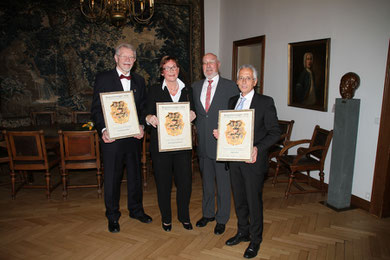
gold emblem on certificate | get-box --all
[110,101,130,124]
[225,120,246,145]
[164,112,184,136]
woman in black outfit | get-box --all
[144,56,196,231]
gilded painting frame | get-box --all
[288,38,330,111]
[232,35,265,94]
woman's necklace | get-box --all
[167,82,179,96]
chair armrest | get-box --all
[292,145,325,164]
[278,139,311,156]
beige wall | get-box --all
[204,0,390,201]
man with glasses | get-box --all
[91,43,152,233]
[222,64,280,258]
[192,53,239,235]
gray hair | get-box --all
[303,52,313,68]
[115,43,137,58]
[237,64,258,80]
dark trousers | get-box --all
[151,150,192,224]
[102,142,144,222]
[230,161,265,244]
[199,157,231,224]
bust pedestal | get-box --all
[327,98,360,209]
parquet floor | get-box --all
[0,163,389,259]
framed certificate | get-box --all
[216,109,255,161]
[100,91,140,139]
[156,102,192,152]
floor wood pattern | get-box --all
[0,164,389,259]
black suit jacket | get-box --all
[91,69,146,153]
[228,93,281,170]
[144,83,194,154]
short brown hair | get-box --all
[159,56,180,73]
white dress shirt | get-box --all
[235,89,255,110]
[200,74,220,109]
[116,68,131,91]
[162,78,186,102]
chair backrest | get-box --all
[71,111,91,124]
[309,125,334,162]
[277,120,295,145]
[58,130,100,168]
[3,130,50,170]
[31,111,56,126]
[0,132,9,164]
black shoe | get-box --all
[108,220,120,233]
[214,223,225,235]
[225,233,250,246]
[195,217,215,227]
[130,213,153,223]
[181,222,193,230]
[244,242,260,258]
[162,223,172,232]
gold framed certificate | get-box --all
[100,91,140,139]
[216,109,255,161]
[156,102,192,152]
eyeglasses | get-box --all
[202,61,217,66]
[163,66,178,72]
[118,55,135,60]
[238,76,254,81]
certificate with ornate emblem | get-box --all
[100,91,140,139]
[216,109,254,161]
[156,102,192,152]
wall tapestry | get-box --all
[0,0,203,127]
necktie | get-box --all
[236,97,246,110]
[205,80,213,112]
[120,74,131,80]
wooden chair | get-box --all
[31,111,56,126]
[71,111,91,124]
[3,130,61,199]
[274,125,333,198]
[0,142,10,185]
[268,120,295,170]
[58,130,102,199]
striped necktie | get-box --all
[205,80,213,112]
[236,97,246,110]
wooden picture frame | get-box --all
[288,38,330,111]
[100,91,140,139]
[156,102,192,152]
[216,109,254,162]
[232,35,265,94]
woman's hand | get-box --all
[213,129,219,139]
[190,110,196,122]
[146,114,159,128]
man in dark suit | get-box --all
[91,43,152,233]
[192,53,239,235]
[223,64,280,258]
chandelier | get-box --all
[80,0,155,27]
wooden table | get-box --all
[4,124,94,150]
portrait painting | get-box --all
[288,38,330,111]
